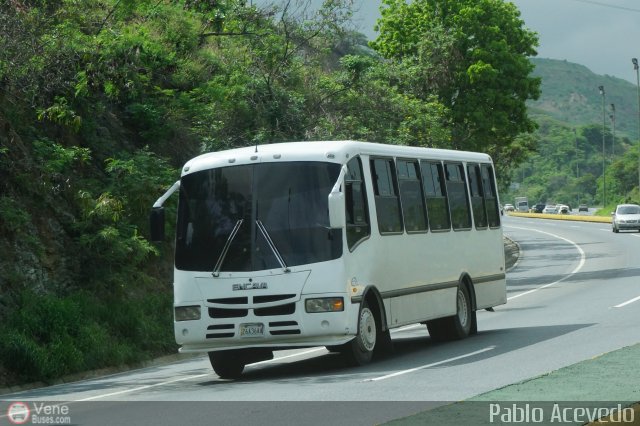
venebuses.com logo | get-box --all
[6,402,30,425]
[5,401,72,425]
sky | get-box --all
[346,0,640,84]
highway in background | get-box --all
[2,215,639,425]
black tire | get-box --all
[613,226,619,233]
[209,351,245,379]
[341,300,377,366]
[427,285,473,341]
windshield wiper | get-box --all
[212,219,244,277]
[256,220,290,273]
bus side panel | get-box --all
[474,279,507,309]
[390,289,455,327]
[345,156,506,330]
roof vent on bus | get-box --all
[326,153,335,159]
[273,154,281,159]
[228,158,236,163]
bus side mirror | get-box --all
[328,192,345,229]
[150,207,165,241]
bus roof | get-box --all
[181,140,493,176]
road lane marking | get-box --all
[504,226,586,301]
[391,324,422,333]
[364,346,495,382]
[77,373,211,401]
[251,347,326,366]
[632,234,640,239]
[613,295,640,308]
[74,348,328,401]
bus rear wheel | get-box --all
[341,300,377,366]
[427,284,473,342]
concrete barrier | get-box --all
[507,212,612,223]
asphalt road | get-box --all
[2,215,640,425]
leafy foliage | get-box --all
[371,0,541,163]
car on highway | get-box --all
[532,203,545,213]
[556,204,570,214]
[612,204,640,233]
[504,203,515,212]
[578,204,589,212]
[542,205,556,214]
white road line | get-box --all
[391,324,422,333]
[75,348,327,401]
[364,346,495,382]
[504,226,586,301]
[77,373,211,401]
[631,234,640,239]
[251,347,326,366]
[613,295,640,308]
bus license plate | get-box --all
[239,323,264,337]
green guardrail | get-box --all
[507,211,612,223]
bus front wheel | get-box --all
[208,351,245,379]
[342,300,377,366]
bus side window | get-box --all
[420,161,451,231]
[345,157,370,250]
[397,159,428,233]
[467,163,488,229]
[370,158,403,234]
[481,164,501,228]
[445,163,472,230]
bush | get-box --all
[0,289,174,386]
[0,197,31,233]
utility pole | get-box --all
[610,103,616,158]
[633,58,640,201]
[574,128,579,178]
[599,86,606,208]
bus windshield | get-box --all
[175,161,342,272]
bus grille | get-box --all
[207,294,297,318]
[207,294,295,305]
[255,303,295,316]
[206,324,235,339]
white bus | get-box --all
[150,140,506,379]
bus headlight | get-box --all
[175,305,201,321]
[305,297,344,313]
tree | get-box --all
[371,0,541,164]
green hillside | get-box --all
[529,58,639,138]
[504,58,640,209]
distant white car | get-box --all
[542,205,556,214]
[504,204,515,212]
[612,204,640,233]
[555,204,570,214]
